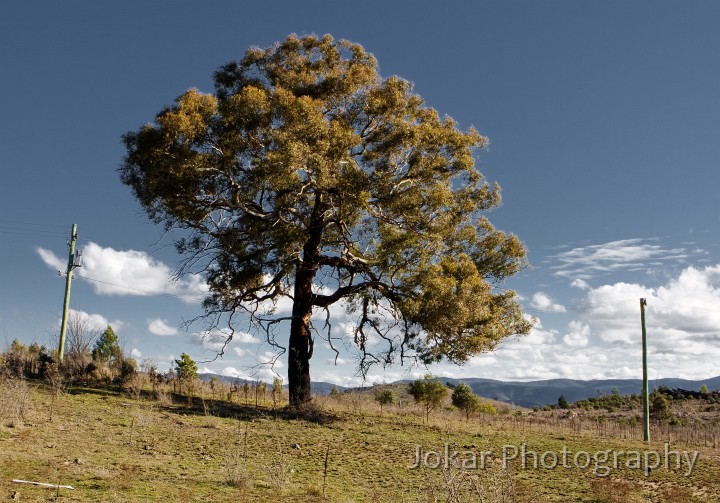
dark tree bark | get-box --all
[288,193,325,406]
[288,269,313,406]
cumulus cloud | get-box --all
[37,242,208,303]
[566,264,720,378]
[233,347,249,358]
[130,348,142,359]
[147,318,178,336]
[562,321,590,347]
[530,292,566,313]
[65,308,120,333]
[416,264,720,381]
[147,256,720,385]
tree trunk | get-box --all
[288,192,325,408]
[288,266,314,407]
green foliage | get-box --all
[174,353,199,381]
[477,401,497,415]
[557,394,570,409]
[120,34,532,405]
[3,340,52,379]
[574,391,639,412]
[273,377,283,395]
[330,385,343,399]
[650,390,672,422]
[116,358,137,386]
[409,375,447,421]
[451,382,481,419]
[92,325,122,365]
[701,384,709,394]
[374,387,397,413]
[272,377,284,408]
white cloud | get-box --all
[233,347,248,358]
[236,331,261,344]
[258,351,284,368]
[571,279,590,290]
[409,264,720,382]
[148,260,720,385]
[223,366,282,383]
[190,328,260,351]
[530,292,566,313]
[66,308,119,333]
[569,264,720,376]
[130,348,142,359]
[53,309,123,345]
[148,318,178,336]
[190,331,232,352]
[36,247,65,271]
[550,239,694,279]
[220,366,242,378]
[37,242,208,303]
[562,321,589,347]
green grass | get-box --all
[1,381,718,502]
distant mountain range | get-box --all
[438,376,720,408]
[200,373,720,409]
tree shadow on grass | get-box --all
[64,385,337,424]
[163,394,338,424]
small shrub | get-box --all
[0,376,32,425]
[264,452,292,489]
[224,449,252,488]
[669,416,683,426]
[374,386,397,414]
[329,385,342,399]
[116,358,138,387]
[558,394,570,409]
[478,401,497,415]
[650,391,672,422]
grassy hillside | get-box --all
[1,377,718,502]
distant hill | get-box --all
[199,373,348,396]
[200,373,720,408]
[439,376,720,408]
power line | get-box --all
[0,219,67,229]
[76,274,202,302]
[0,227,67,238]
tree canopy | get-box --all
[451,381,482,420]
[92,325,121,365]
[120,34,532,406]
[174,352,199,381]
[409,375,448,421]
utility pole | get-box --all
[58,224,81,362]
[640,297,650,442]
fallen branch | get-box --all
[12,479,75,490]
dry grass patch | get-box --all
[1,383,719,502]
[0,376,32,427]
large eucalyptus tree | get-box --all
[120,34,532,407]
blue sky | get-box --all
[2,1,719,386]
